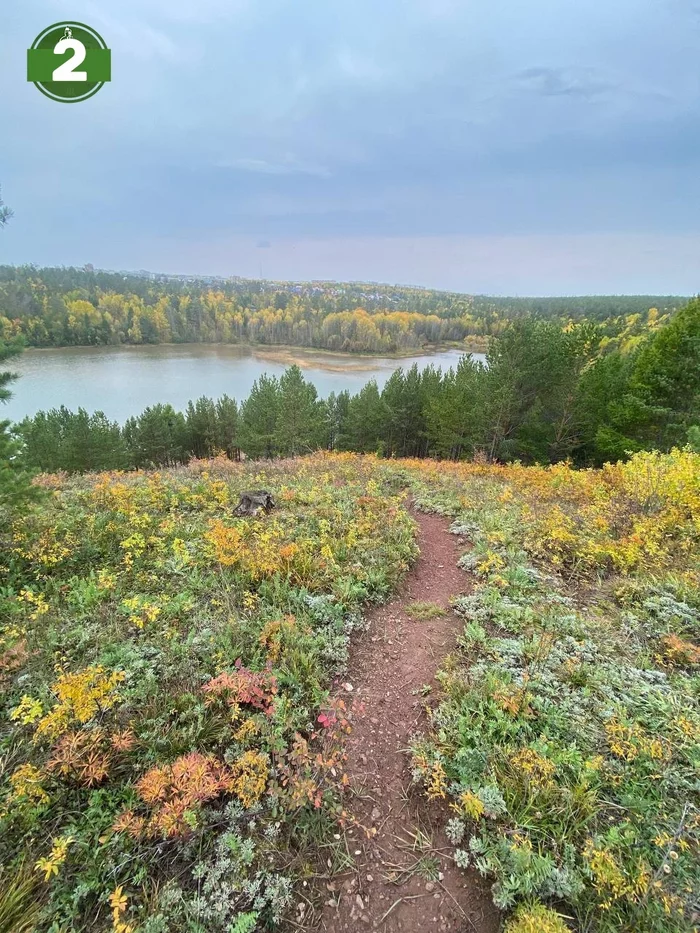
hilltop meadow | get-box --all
[0,450,698,933]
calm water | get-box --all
[5,344,483,424]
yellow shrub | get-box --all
[36,666,125,740]
[504,903,570,933]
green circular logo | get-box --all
[27,22,111,103]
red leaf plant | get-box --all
[202,660,278,715]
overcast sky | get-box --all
[2,0,699,293]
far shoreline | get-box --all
[17,339,487,373]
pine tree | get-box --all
[239,374,280,458]
[0,339,20,403]
[0,345,40,513]
[427,355,487,459]
[275,365,324,457]
[340,380,387,453]
[0,192,40,516]
[629,297,700,449]
[0,185,12,228]
[325,390,350,450]
[484,320,594,463]
[16,411,59,471]
[125,404,187,467]
[0,420,38,517]
[381,364,434,457]
[18,407,126,472]
[185,397,219,458]
[63,409,126,471]
[573,351,642,464]
[215,394,239,458]
[414,364,444,458]
[574,299,700,463]
[380,370,407,457]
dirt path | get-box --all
[319,511,501,933]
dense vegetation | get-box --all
[0,264,685,354]
[403,449,700,933]
[0,455,416,931]
[14,296,700,472]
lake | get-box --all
[4,344,483,424]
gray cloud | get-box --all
[1,0,700,291]
[515,67,612,99]
[219,157,331,177]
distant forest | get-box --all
[0,265,688,354]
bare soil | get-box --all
[319,511,501,933]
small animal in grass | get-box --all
[234,490,276,517]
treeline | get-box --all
[484,294,686,321]
[0,265,684,354]
[13,298,700,472]
[0,279,484,353]
[17,397,240,473]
